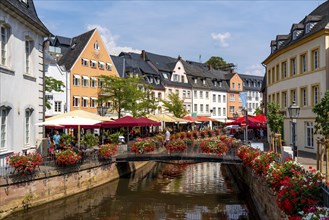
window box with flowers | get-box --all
[98,144,118,160]
[199,138,228,156]
[7,152,43,175]
[55,149,82,166]
[131,138,156,154]
[166,139,187,153]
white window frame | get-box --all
[194,90,197,99]
[98,61,105,69]
[73,75,81,86]
[0,107,9,149]
[54,101,62,113]
[200,104,204,113]
[223,108,226,116]
[230,106,234,113]
[313,49,319,70]
[206,104,209,113]
[25,109,32,145]
[213,94,216,102]
[82,97,88,108]
[73,96,80,107]
[230,94,235,101]
[25,39,33,74]
[223,95,226,103]
[194,104,197,112]
[90,60,97,68]
[90,77,97,87]
[200,91,203,99]
[82,76,89,87]
[218,107,221,116]
[90,98,97,108]
[106,63,112,71]
[81,58,88,67]
[1,25,9,66]
[206,92,209,99]
[305,121,314,148]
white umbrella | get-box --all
[36,116,102,147]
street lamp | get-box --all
[233,112,239,120]
[97,104,108,116]
[288,101,300,160]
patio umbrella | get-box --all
[253,114,267,123]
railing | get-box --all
[0,151,14,177]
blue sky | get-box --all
[34,0,326,76]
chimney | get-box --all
[141,50,146,61]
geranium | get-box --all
[192,131,199,139]
[186,131,193,139]
[131,138,156,154]
[252,151,280,176]
[200,130,207,138]
[214,129,221,136]
[207,129,214,137]
[7,152,43,175]
[299,206,329,219]
[166,139,187,152]
[99,144,118,160]
[237,145,261,167]
[199,138,228,156]
[56,149,81,166]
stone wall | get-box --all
[0,161,154,219]
[226,164,288,220]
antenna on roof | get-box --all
[199,54,202,63]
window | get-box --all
[301,87,308,107]
[90,98,97,108]
[1,25,9,66]
[163,73,168,79]
[312,84,319,106]
[203,79,205,85]
[232,83,235,89]
[194,90,197,98]
[223,108,226,116]
[223,95,226,103]
[176,89,179,96]
[98,79,103,88]
[206,104,209,113]
[73,96,80,107]
[290,58,296,76]
[200,91,203,99]
[73,75,80,86]
[158,92,162,99]
[168,89,172,94]
[300,53,307,73]
[312,49,319,70]
[200,104,204,113]
[194,78,197,84]
[213,107,216,115]
[98,62,105,69]
[230,106,234,113]
[106,63,112,71]
[290,89,296,104]
[238,83,241,89]
[25,109,32,144]
[213,94,216,102]
[90,77,97,87]
[82,97,88,108]
[219,81,222,87]
[94,41,100,50]
[182,90,186,98]
[305,122,314,148]
[25,39,33,74]
[230,94,235,101]
[281,61,287,79]
[90,60,97,68]
[54,101,62,112]
[187,91,191,98]
[218,108,221,116]
[205,92,209,99]
[81,58,88,67]
[282,91,287,108]
[218,95,221,103]
[276,65,279,81]
[0,107,9,149]
[267,69,271,84]
[172,74,178,81]
[82,76,89,87]
[194,104,197,112]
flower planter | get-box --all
[7,152,43,175]
[98,144,118,160]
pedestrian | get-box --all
[260,128,264,140]
[53,130,61,150]
[46,133,51,148]
[165,128,170,147]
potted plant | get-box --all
[199,139,228,156]
[98,144,118,160]
[55,149,82,166]
[131,138,156,154]
[166,139,187,153]
[7,151,43,175]
[81,133,99,148]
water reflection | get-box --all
[5,162,251,220]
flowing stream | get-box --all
[4,162,256,220]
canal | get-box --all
[4,162,257,220]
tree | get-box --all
[45,76,65,110]
[267,102,284,134]
[162,93,188,118]
[99,75,158,118]
[205,56,235,71]
[254,105,263,116]
[313,90,329,139]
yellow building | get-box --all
[226,72,243,119]
[58,29,119,114]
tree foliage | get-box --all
[254,105,263,116]
[45,76,65,110]
[266,102,284,134]
[99,75,158,118]
[205,56,235,71]
[162,93,187,118]
[313,90,329,138]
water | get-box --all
[5,162,254,220]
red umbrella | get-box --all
[101,116,161,128]
[253,114,267,123]
[137,117,161,126]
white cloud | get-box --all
[211,32,231,48]
[86,24,141,55]
[242,64,265,76]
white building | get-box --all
[262,1,329,154]
[0,0,50,161]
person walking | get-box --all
[165,128,170,147]
[53,130,61,150]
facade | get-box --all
[262,0,329,153]
[225,73,244,119]
[0,0,50,157]
[58,29,119,114]
[239,74,263,116]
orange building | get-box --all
[58,29,118,114]
[226,72,243,119]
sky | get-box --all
[34,0,327,77]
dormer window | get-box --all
[305,22,317,34]
[292,30,303,40]
[202,79,205,85]
[194,78,197,84]
[94,41,100,50]
[155,78,160,85]
[214,81,217,86]
[271,45,277,53]
[162,73,168,79]
[173,74,179,82]
[219,81,222,87]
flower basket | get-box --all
[7,152,43,175]
[99,144,118,160]
[166,139,187,152]
[200,130,207,138]
[131,138,156,154]
[199,139,228,155]
[56,149,81,166]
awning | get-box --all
[73,96,80,99]
[99,61,105,65]
[90,77,97,81]
[90,97,97,100]
[73,75,81,79]
[82,96,89,100]
[82,76,89,80]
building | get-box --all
[262,0,329,153]
[58,29,119,115]
[0,0,50,158]
[225,72,244,119]
[239,74,263,116]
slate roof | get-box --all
[110,55,124,78]
[1,0,51,36]
[58,29,95,71]
[239,74,264,92]
[144,51,177,72]
[264,0,329,62]
[52,36,72,47]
